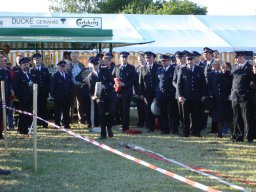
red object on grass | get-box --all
[154,118,159,130]
[125,130,142,134]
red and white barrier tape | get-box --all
[190,166,256,187]
[3,105,221,192]
[120,142,251,192]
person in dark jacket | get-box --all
[230,51,255,143]
[156,54,177,134]
[207,59,233,138]
[50,61,73,129]
[87,57,116,139]
[177,53,207,137]
[0,56,13,138]
[13,57,33,134]
[112,52,136,132]
[138,51,161,132]
[75,66,92,128]
[30,53,50,128]
[134,53,146,127]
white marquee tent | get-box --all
[1,13,256,65]
[114,14,256,53]
[1,13,256,54]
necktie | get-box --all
[25,72,29,80]
[62,72,65,79]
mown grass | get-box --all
[0,116,256,192]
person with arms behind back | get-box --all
[50,61,73,129]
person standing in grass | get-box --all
[156,54,177,134]
[0,55,13,138]
[50,61,73,129]
[207,60,233,138]
[177,52,207,137]
[13,57,33,135]
[30,53,50,128]
[86,57,116,139]
[230,51,255,143]
[138,51,161,133]
[134,53,146,128]
[112,52,136,132]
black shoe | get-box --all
[217,133,223,138]
[235,136,244,142]
[230,135,237,140]
[108,130,114,138]
[208,130,218,134]
[0,169,11,175]
[0,134,3,139]
[98,136,106,140]
[122,128,128,133]
[147,130,154,133]
[136,122,144,127]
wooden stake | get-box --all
[1,81,7,149]
[33,84,38,172]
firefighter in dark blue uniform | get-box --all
[177,53,207,137]
[207,59,233,138]
[134,53,146,127]
[112,51,136,132]
[87,57,116,139]
[0,56,13,138]
[192,51,205,68]
[138,51,161,132]
[30,53,50,128]
[230,51,255,143]
[172,51,187,131]
[156,54,177,134]
[50,61,73,129]
[13,57,33,134]
[202,47,218,133]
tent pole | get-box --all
[99,43,102,53]
[109,43,113,54]
[40,42,44,61]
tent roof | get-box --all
[196,16,256,51]
[0,13,154,50]
[0,13,256,53]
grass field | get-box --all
[1,116,256,192]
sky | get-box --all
[0,0,255,15]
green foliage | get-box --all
[159,0,207,15]
[49,0,207,15]
[49,0,99,13]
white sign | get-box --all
[0,17,102,29]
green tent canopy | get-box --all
[0,14,154,51]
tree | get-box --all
[49,0,99,13]
[49,0,207,15]
[159,0,207,15]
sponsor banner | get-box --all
[0,17,102,29]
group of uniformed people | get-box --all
[0,47,255,143]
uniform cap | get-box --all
[120,51,129,58]
[89,57,99,65]
[192,51,201,57]
[19,57,30,65]
[32,53,42,59]
[160,54,171,60]
[203,47,214,54]
[57,61,66,66]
